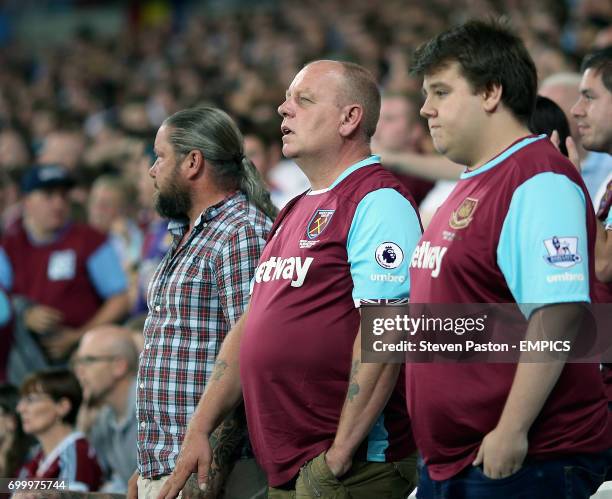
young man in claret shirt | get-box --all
[407,20,612,498]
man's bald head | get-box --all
[304,60,381,140]
[79,325,139,374]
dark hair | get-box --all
[529,96,571,157]
[164,106,277,220]
[20,369,82,425]
[0,384,19,414]
[581,46,612,93]
[410,19,537,125]
[0,384,34,477]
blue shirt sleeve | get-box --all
[86,240,128,299]
[497,172,590,307]
[0,288,10,327]
[0,247,13,291]
[347,188,422,306]
[605,206,612,230]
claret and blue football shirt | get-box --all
[240,156,422,486]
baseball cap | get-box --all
[21,165,75,194]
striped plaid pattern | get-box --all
[136,192,271,478]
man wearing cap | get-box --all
[0,165,129,384]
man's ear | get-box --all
[339,104,364,137]
[183,149,205,180]
[482,82,503,113]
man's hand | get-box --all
[39,328,82,360]
[472,426,528,479]
[565,136,580,170]
[127,470,139,499]
[157,425,213,499]
[550,131,581,171]
[324,445,352,478]
[23,305,63,334]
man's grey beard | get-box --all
[154,181,192,220]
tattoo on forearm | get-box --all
[210,407,246,468]
[348,360,360,402]
[212,359,228,382]
[180,409,245,498]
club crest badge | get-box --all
[449,197,478,229]
[543,236,582,268]
[306,209,335,240]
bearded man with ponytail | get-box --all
[128,106,274,499]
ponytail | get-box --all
[239,157,278,220]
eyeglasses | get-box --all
[69,355,118,369]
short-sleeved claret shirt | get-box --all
[408,135,612,481]
[241,156,422,486]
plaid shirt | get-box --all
[136,191,271,478]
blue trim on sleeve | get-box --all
[461,135,547,179]
[0,248,12,291]
[0,288,10,327]
[605,206,612,229]
[497,172,590,306]
[347,188,421,303]
[86,241,128,298]
[366,413,389,462]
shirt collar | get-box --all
[307,155,380,195]
[460,135,547,179]
[23,220,72,246]
[167,191,245,235]
[109,379,138,431]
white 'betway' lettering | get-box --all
[410,241,447,278]
[255,256,314,288]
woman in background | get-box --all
[16,369,102,491]
[530,94,572,157]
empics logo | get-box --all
[375,242,404,269]
[409,241,447,278]
[543,236,582,268]
[254,256,314,288]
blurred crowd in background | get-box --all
[1,0,611,236]
[0,0,610,492]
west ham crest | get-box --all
[449,197,478,229]
[306,209,335,240]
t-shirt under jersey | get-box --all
[408,135,612,481]
[20,432,102,491]
[240,156,422,487]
